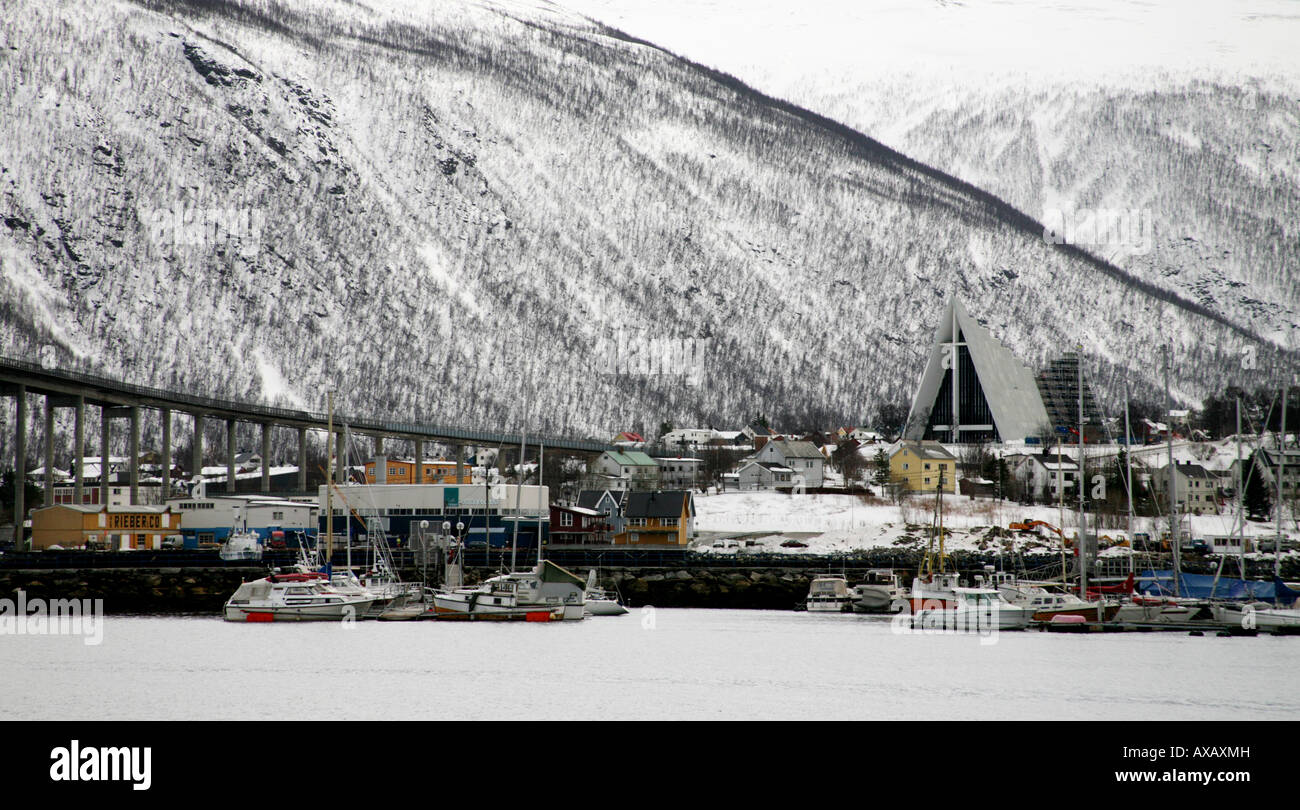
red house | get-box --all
[549,504,611,545]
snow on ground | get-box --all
[691,489,1298,557]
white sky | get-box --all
[552,0,1300,81]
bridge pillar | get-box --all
[129,406,140,505]
[191,413,202,487]
[297,427,307,492]
[261,422,271,493]
[43,396,55,511]
[99,405,110,507]
[455,444,464,484]
[414,439,424,483]
[73,396,84,505]
[226,419,237,494]
[373,434,384,460]
[160,408,171,501]
[13,385,26,548]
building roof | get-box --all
[738,461,795,474]
[602,450,658,467]
[894,440,957,461]
[624,490,692,519]
[765,439,823,459]
[904,297,1052,442]
[577,489,627,510]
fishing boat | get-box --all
[480,560,588,620]
[430,580,564,621]
[910,586,1034,631]
[219,529,263,561]
[806,575,855,612]
[430,559,586,621]
[223,572,375,622]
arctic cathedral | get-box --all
[903,298,1103,444]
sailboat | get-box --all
[1212,388,1300,634]
[584,569,629,616]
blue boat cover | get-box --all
[1137,570,1300,602]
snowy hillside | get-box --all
[0,0,1294,453]
[563,0,1300,349]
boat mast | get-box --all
[1278,385,1288,582]
[326,391,334,569]
[1125,387,1135,575]
[1237,396,1245,576]
[1164,344,1180,597]
[537,440,545,567]
[511,431,525,572]
[1077,345,1087,600]
[1058,434,1067,584]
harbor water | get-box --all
[3,609,1298,721]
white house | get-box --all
[735,461,797,491]
[751,439,824,487]
[1011,453,1079,502]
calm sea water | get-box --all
[3,610,1298,720]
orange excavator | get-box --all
[1009,519,1067,542]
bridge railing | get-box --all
[0,355,611,451]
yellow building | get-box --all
[889,441,957,493]
[613,491,694,546]
[31,504,179,550]
[364,457,471,485]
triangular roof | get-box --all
[905,297,1050,442]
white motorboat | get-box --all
[223,572,375,622]
[806,575,854,612]
[1212,602,1300,634]
[985,572,1121,624]
[909,586,1033,631]
[851,569,907,613]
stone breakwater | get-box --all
[0,567,264,614]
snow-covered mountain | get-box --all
[562,0,1300,349]
[0,0,1293,444]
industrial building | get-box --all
[364,456,471,485]
[30,504,179,551]
[165,492,318,548]
[317,483,550,549]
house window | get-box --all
[561,512,573,527]
[663,518,679,528]
[629,518,647,527]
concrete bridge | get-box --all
[0,355,613,538]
